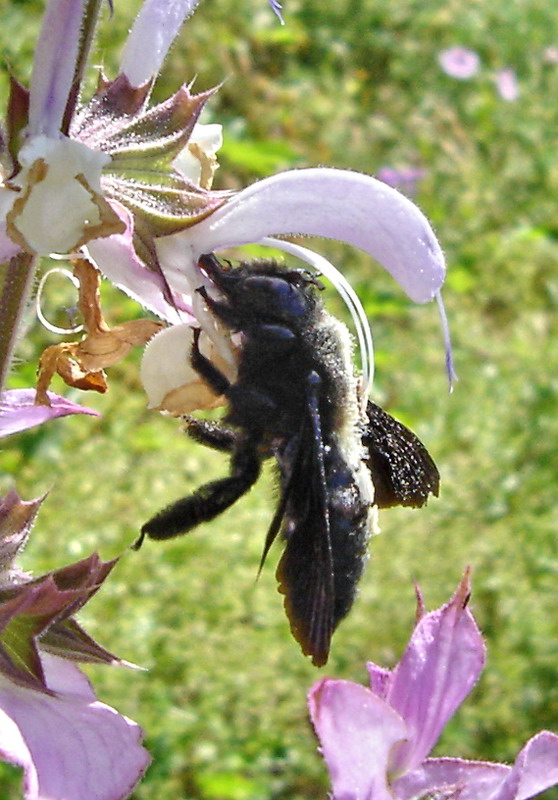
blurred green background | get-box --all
[2,0,558,797]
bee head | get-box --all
[199,254,321,324]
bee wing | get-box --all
[257,431,303,576]
[276,376,335,667]
[363,400,440,509]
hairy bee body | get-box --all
[266,302,375,663]
[140,255,438,666]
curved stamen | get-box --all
[36,267,84,335]
[257,237,375,395]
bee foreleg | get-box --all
[190,328,231,396]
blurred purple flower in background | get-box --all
[268,0,284,24]
[376,166,426,197]
[308,571,558,800]
[439,46,481,80]
[496,68,520,102]
[543,46,558,64]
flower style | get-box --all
[0,489,150,800]
[308,571,558,800]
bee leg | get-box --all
[190,328,231,396]
[195,283,246,329]
[139,433,262,541]
[198,253,229,283]
[183,416,238,453]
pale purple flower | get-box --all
[0,653,149,800]
[0,389,99,438]
[439,47,481,80]
[1,0,449,409]
[308,571,558,800]
[134,164,450,402]
[0,491,150,799]
[0,0,221,264]
[0,0,223,407]
[496,68,520,102]
[150,167,445,304]
[24,4,448,348]
[120,0,202,88]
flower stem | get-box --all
[0,253,37,393]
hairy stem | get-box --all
[0,253,37,393]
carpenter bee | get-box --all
[138,254,439,666]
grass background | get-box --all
[2,0,558,797]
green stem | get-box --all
[0,253,37,393]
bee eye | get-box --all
[242,276,308,316]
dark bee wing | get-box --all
[275,375,335,667]
[256,432,302,576]
[363,400,440,509]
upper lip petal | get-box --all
[181,167,446,304]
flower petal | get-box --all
[393,736,558,800]
[7,136,121,255]
[393,757,510,800]
[173,122,224,187]
[120,0,202,88]
[489,732,558,800]
[0,653,150,800]
[268,0,284,24]
[140,324,235,413]
[367,664,391,700]
[384,570,486,774]
[308,677,408,800]
[85,201,194,323]
[0,389,99,438]
[181,167,446,303]
[28,0,86,136]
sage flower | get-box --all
[0,490,150,800]
[308,571,558,800]
[1,0,449,412]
